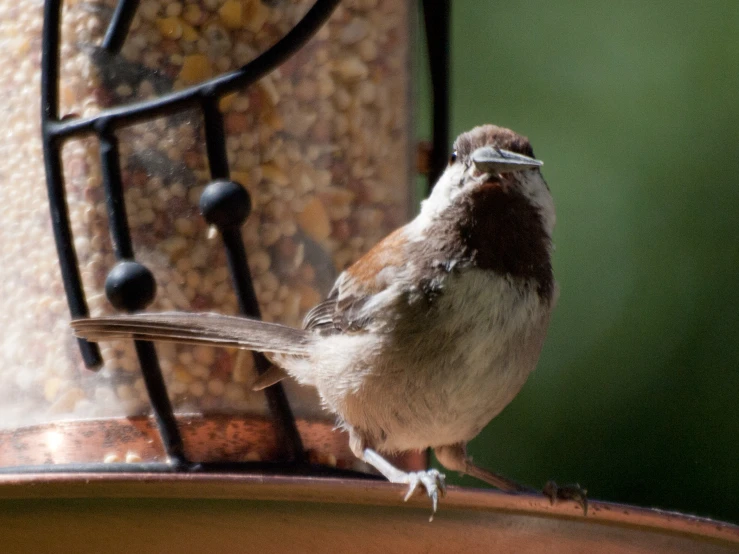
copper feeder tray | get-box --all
[1,472,737,553]
[0,415,424,471]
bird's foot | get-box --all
[402,468,446,520]
[542,480,588,515]
[360,448,446,520]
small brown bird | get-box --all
[73,124,585,515]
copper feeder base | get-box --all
[0,415,425,471]
[0,473,737,553]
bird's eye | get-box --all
[449,151,458,164]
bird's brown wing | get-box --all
[302,226,410,335]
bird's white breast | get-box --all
[302,268,554,453]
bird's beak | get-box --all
[471,147,543,173]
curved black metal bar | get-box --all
[199,95,306,461]
[133,341,189,467]
[200,94,230,179]
[97,120,135,259]
[218,224,306,463]
[422,0,451,190]
[46,0,342,139]
[98,122,191,463]
[41,0,102,367]
[102,0,141,54]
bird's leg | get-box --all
[348,431,445,517]
[434,443,587,514]
[435,443,532,492]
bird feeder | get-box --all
[0,0,439,473]
[0,1,737,551]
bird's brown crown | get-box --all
[453,125,535,159]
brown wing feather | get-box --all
[302,225,410,335]
[302,290,339,332]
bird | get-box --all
[72,124,586,516]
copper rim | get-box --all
[0,472,736,545]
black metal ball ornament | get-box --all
[104,260,157,312]
[199,180,252,228]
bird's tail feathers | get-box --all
[71,312,314,356]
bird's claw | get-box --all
[542,480,588,515]
[402,468,446,519]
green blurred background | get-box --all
[417,2,739,523]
